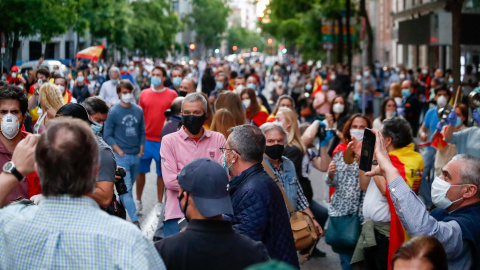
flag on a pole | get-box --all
[76,44,105,61]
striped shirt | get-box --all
[0,196,165,269]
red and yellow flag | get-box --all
[76,44,105,61]
[312,74,323,97]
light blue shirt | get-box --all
[388,177,472,270]
[0,196,165,269]
[445,126,480,158]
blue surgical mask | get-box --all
[173,77,182,87]
[247,83,256,90]
[448,78,454,84]
[91,121,103,134]
[402,89,410,98]
[110,79,118,85]
[142,71,148,77]
[455,118,462,127]
[216,81,224,90]
[222,153,232,176]
[122,67,128,72]
[1,76,5,81]
[151,76,162,87]
[305,83,313,91]
[87,74,93,81]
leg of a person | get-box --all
[363,230,389,270]
[309,200,329,229]
[137,140,154,201]
[163,218,181,237]
[338,253,353,270]
[118,155,138,222]
[419,147,436,207]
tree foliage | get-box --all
[226,26,265,54]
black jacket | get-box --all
[226,163,299,268]
[404,94,421,135]
[155,219,269,270]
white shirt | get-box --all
[99,80,120,106]
[363,178,390,222]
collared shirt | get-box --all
[161,127,226,220]
[99,80,120,106]
[388,177,472,270]
[0,196,165,269]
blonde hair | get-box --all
[215,91,246,125]
[39,83,64,111]
[277,107,306,154]
[211,109,236,139]
[389,82,402,98]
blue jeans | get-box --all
[164,218,181,237]
[339,253,353,270]
[115,154,140,222]
[419,147,436,208]
[309,200,328,228]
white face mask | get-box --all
[242,99,251,108]
[56,85,65,95]
[236,85,244,92]
[350,129,364,142]
[399,74,406,80]
[330,75,336,80]
[431,177,466,209]
[356,75,362,81]
[1,113,20,140]
[276,81,283,87]
[332,103,344,114]
[121,93,134,104]
[363,71,370,77]
[11,72,17,78]
[437,95,447,108]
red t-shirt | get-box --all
[139,88,178,142]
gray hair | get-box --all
[259,122,288,145]
[182,92,207,113]
[227,124,265,163]
[382,116,413,148]
[452,154,480,197]
[182,76,197,90]
[82,96,109,115]
[109,66,120,77]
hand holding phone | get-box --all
[359,128,375,172]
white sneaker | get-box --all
[135,200,143,214]
[154,203,164,217]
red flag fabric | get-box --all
[76,44,105,61]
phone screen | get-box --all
[359,128,375,172]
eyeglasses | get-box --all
[220,147,237,155]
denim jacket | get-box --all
[263,156,299,213]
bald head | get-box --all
[171,97,184,116]
[401,80,412,92]
[179,78,196,94]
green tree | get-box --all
[188,0,230,57]
[226,26,265,54]
[129,0,182,58]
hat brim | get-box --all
[192,195,233,218]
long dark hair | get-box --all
[380,98,397,122]
[329,95,349,123]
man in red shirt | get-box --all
[136,66,177,213]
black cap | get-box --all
[177,158,233,218]
[56,103,91,124]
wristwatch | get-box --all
[3,161,24,181]
[372,160,378,166]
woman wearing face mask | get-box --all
[324,95,351,156]
[373,98,398,130]
[240,88,269,126]
[325,114,371,270]
[432,104,468,177]
[136,68,150,90]
[103,80,146,228]
[34,83,64,134]
[266,95,295,123]
[72,70,94,104]
[269,78,287,105]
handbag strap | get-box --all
[262,160,295,215]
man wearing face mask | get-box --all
[178,77,197,97]
[352,116,424,269]
[0,85,31,205]
[365,127,480,270]
[99,67,122,107]
[170,66,183,92]
[136,66,177,215]
[419,85,451,208]
[53,75,77,104]
[401,80,421,135]
[72,70,94,104]
[208,73,228,104]
[27,68,51,124]
[160,93,225,237]
[103,80,146,228]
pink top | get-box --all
[1,135,28,205]
[139,88,178,142]
[161,127,226,220]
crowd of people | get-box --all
[0,56,479,270]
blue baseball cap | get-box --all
[177,158,233,218]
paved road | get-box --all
[133,163,341,270]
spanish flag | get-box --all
[76,44,105,61]
[386,143,424,270]
[312,74,323,97]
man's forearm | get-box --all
[0,172,20,207]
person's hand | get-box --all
[446,110,457,126]
[13,134,40,176]
[364,129,399,179]
[473,110,480,125]
[347,137,362,160]
[436,121,445,133]
[117,150,125,157]
[138,151,144,158]
[30,194,45,205]
[420,132,428,142]
[328,161,336,180]
[313,219,323,237]
[325,113,334,128]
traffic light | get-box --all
[214,49,220,54]
[252,46,258,52]
[189,43,195,50]
[232,45,238,51]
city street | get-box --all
[135,163,342,269]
